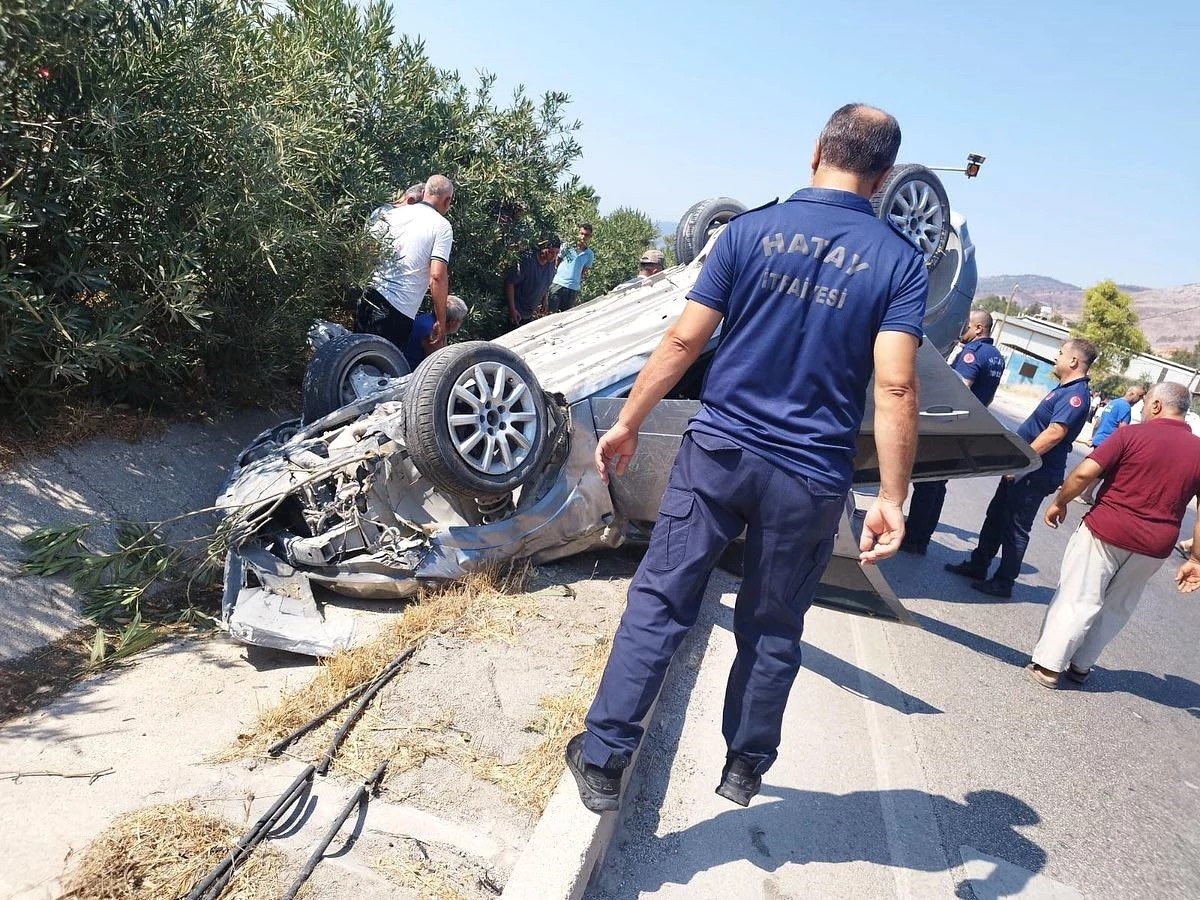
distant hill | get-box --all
[976,274,1080,294]
[975,275,1200,354]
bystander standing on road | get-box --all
[901,309,1005,554]
[547,224,595,312]
[1027,381,1200,688]
[357,175,455,350]
[945,339,1096,598]
[566,103,927,813]
[1077,385,1144,504]
[504,235,561,329]
[402,294,468,371]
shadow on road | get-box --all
[912,611,1200,717]
[1073,668,1200,717]
[596,784,1046,900]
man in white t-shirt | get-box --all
[357,174,454,349]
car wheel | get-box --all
[674,197,747,265]
[403,341,550,498]
[671,200,705,264]
[301,333,410,425]
[870,164,951,270]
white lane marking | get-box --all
[850,616,957,899]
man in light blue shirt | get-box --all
[1079,385,1144,503]
[548,223,595,312]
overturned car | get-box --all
[219,166,1038,656]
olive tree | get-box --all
[0,0,592,424]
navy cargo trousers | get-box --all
[969,472,1057,586]
[583,430,844,775]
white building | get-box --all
[990,314,1200,396]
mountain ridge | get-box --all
[975,275,1199,353]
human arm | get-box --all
[504,278,522,325]
[860,330,920,563]
[593,301,723,482]
[1028,422,1069,457]
[428,259,449,338]
[1044,458,1104,527]
[1177,504,1200,593]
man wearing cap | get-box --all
[504,235,562,328]
[566,103,926,812]
[945,338,1097,598]
[901,309,1005,554]
[619,249,666,287]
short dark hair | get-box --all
[1064,338,1099,368]
[579,223,593,234]
[818,104,902,178]
[539,233,562,250]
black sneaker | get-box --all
[898,541,927,556]
[944,560,986,579]
[715,756,762,807]
[970,578,1013,599]
[565,733,621,813]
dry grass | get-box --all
[467,635,611,813]
[372,853,466,900]
[227,562,534,774]
[63,802,284,900]
[0,401,168,471]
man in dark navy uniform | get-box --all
[565,104,928,812]
[901,309,1006,554]
[946,339,1097,598]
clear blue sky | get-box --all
[387,0,1199,288]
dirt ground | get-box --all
[0,548,639,900]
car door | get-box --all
[589,339,1037,623]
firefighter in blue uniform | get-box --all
[565,104,928,812]
[901,309,1006,554]
[945,339,1097,598]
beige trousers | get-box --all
[1031,524,1165,672]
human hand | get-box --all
[859,496,906,564]
[1044,501,1067,529]
[1177,559,1200,594]
[429,320,444,346]
[509,310,523,326]
[594,422,638,484]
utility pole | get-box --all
[992,282,1020,348]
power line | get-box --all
[1137,303,1200,322]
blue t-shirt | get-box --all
[1017,377,1091,481]
[1090,397,1132,446]
[403,313,435,371]
[686,188,928,492]
[951,337,1005,406]
[552,244,595,290]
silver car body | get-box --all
[218,211,1037,656]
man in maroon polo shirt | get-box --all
[1026,381,1200,688]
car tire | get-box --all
[403,341,550,498]
[671,200,705,264]
[301,333,410,425]
[674,197,747,265]
[870,164,951,270]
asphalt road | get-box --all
[873,403,1200,898]
[592,395,1199,899]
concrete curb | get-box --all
[501,696,664,900]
